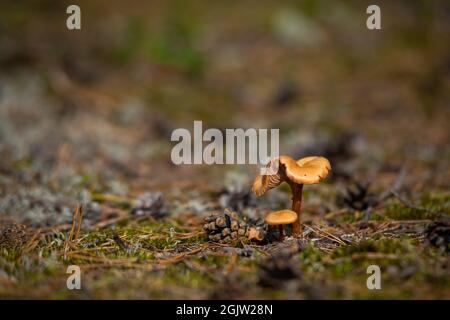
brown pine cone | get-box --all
[203,211,265,244]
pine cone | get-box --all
[0,221,30,250]
[336,182,379,211]
[203,211,265,244]
[425,221,450,252]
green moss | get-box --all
[333,237,414,257]
[163,264,211,288]
[420,192,450,213]
[111,9,205,76]
[11,155,34,170]
[385,202,433,220]
[192,255,229,267]
[299,245,323,272]
[384,192,449,220]
[370,212,386,221]
[335,211,357,223]
[0,248,23,261]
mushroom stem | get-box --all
[278,225,285,241]
[289,183,303,236]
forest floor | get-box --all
[0,1,449,299]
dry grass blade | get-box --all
[157,246,204,265]
[64,204,83,260]
[304,224,347,246]
[22,228,42,255]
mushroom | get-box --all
[252,155,331,237]
[265,209,298,241]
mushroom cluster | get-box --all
[252,155,331,238]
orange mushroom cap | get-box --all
[252,155,331,196]
[265,209,298,225]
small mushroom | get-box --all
[265,209,298,241]
[252,155,331,236]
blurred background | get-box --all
[0,0,449,300]
[0,0,449,227]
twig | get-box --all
[304,224,347,246]
[156,246,204,265]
